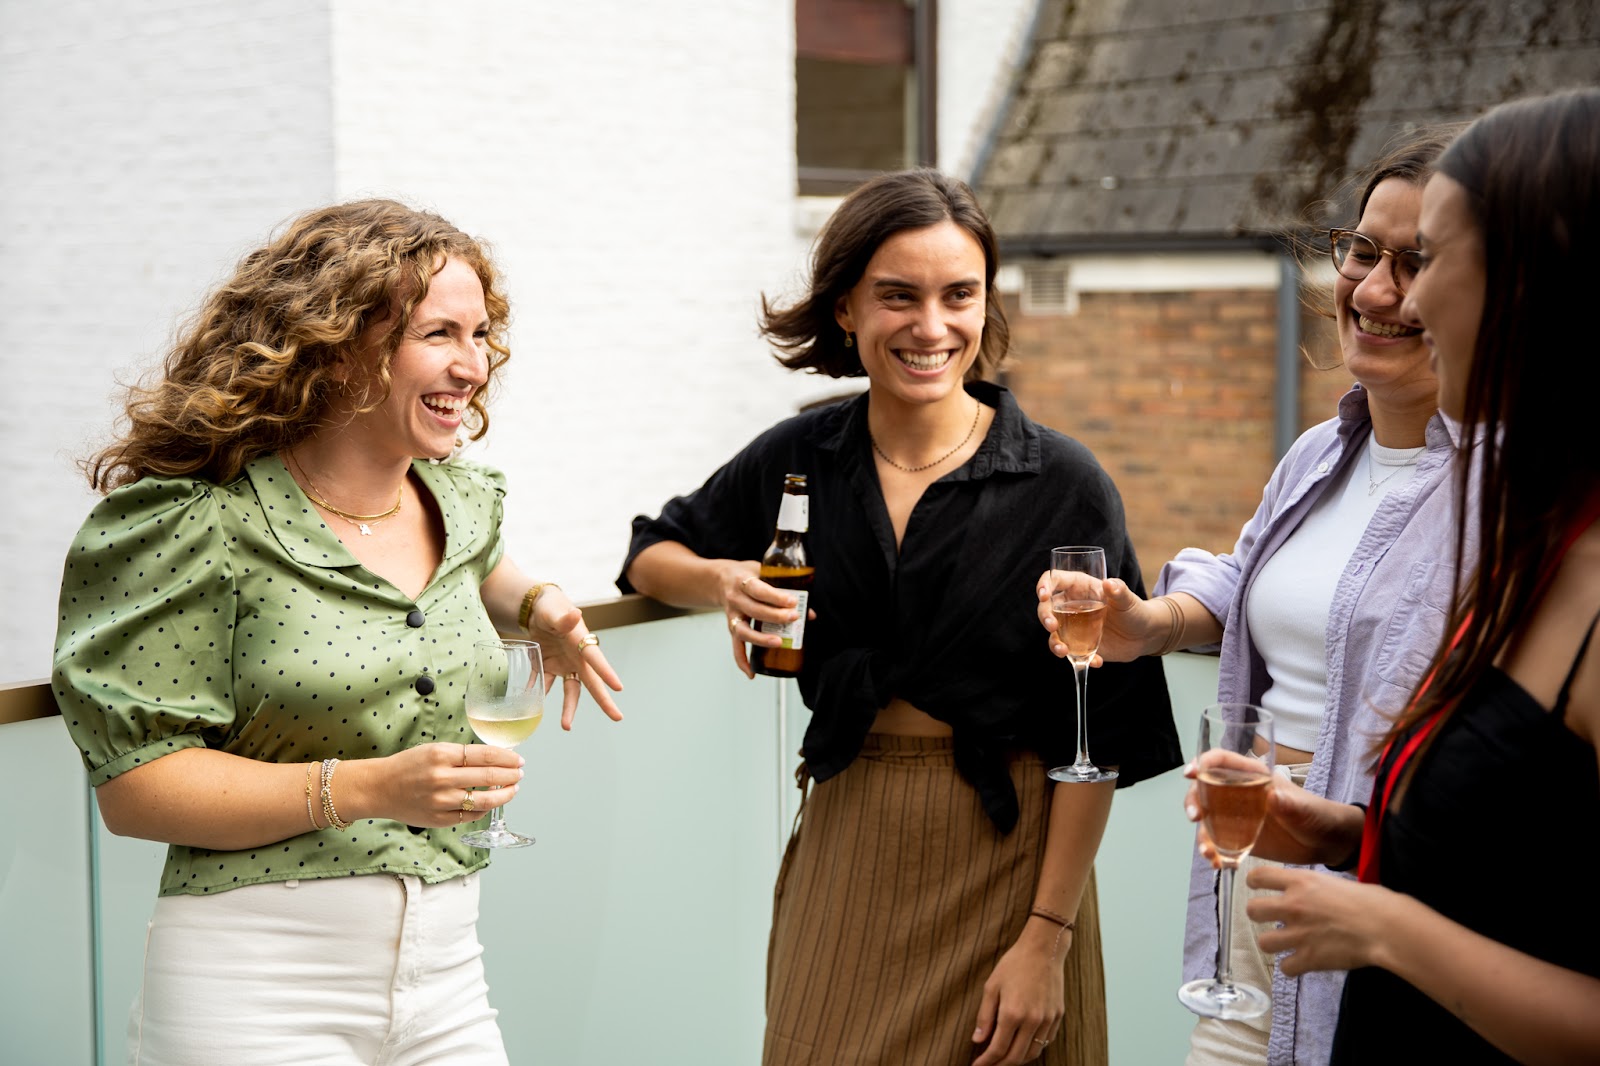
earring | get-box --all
[844,331,855,348]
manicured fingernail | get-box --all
[973,1028,984,1041]
[1185,803,1198,820]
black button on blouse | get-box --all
[406,609,426,628]
[415,675,436,696]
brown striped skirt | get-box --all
[764,734,1107,1066]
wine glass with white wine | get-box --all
[1048,545,1117,783]
[462,638,544,849]
[1178,704,1276,1019]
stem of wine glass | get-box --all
[1071,658,1093,771]
[487,804,508,835]
[1214,863,1238,992]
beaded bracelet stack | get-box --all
[304,758,349,831]
[320,758,349,830]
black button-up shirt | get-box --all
[621,382,1180,831]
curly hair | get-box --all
[761,168,1010,380]
[86,199,512,492]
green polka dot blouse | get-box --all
[53,454,508,896]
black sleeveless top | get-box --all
[1331,614,1600,1063]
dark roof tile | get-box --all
[977,0,1600,245]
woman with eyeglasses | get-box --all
[1036,130,1461,1065]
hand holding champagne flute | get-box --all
[1179,704,1275,1019]
[1048,545,1117,783]
[462,639,544,850]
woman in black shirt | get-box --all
[622,170,1178,1066]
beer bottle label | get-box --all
[777,494,809,533]
[756,590,809,649]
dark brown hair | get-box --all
[761,168,1010,379]
[1298,127,1456,370]
[87,199,512,491]
[1389,88,1600,745]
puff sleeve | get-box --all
[52,478,239,786]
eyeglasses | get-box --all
[1328,229,1424,294]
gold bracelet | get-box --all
[1153,595,1188,656]
[304,763,322,831]
[320,758,350,831]
[518,582,561,632]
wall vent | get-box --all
[1021,263,1074,315]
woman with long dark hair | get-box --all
[1204,88,1600,1063]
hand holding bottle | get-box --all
[729,474,818,680]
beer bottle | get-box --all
[751,474,813,678]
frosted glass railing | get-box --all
[0,608,1216,1065]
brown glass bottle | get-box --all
[751,474,813,679]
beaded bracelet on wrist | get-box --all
[319,757,350,831]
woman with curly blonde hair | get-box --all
[54,199,622,1064]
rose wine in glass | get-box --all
[462,639,542,850]
[1048,546,1117,783]
[1178,704,1276,1019]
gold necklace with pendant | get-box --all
[287,450,403,536]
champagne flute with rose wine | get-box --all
[1048,546,1117,783]
[1178,703,1276,1019]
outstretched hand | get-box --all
[528,586,624,729]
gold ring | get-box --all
[576,634,600,651]
[1033,1038,1049,1047]
[729,616,739,633]
[460,791,476,813]
[563,672,579,682]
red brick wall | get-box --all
[1004,288,1353,590]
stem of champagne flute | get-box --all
[488,805,507,835]
[1072,659,1093,770]
[1215,863,1238,992]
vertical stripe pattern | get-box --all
[764,735,1107,1066]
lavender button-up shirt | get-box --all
[1156,387,1465,1066]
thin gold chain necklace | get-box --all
[286,450,402,536]
[870,400,982,473]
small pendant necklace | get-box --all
[870,400,982,473]
[1367,445,1426,497]
[287,450,403,535]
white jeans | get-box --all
[128,873,508,1066]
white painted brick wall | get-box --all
[0,0,334,682]
[1,0,1031,681]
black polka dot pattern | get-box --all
[52,454,509,896]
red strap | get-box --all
[1358,494,1600,884]
[1358,619,1463,883]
